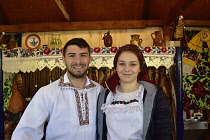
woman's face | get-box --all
[116,51,140,84]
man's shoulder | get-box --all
[89,79,104,89]
[40,78,60,91]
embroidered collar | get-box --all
[111,99,139,105]
[58,73,96,89]
[110,84,144,105]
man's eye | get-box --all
[81,54,87,57]
[68,55,74,57]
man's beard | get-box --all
[67,69,87,78]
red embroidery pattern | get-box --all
[58,76,72,87]
[74,89,89,125]
[58,76,96,88]
[58,76,97,125]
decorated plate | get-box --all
[25,34,41,49]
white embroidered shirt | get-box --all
[101,85,144,140]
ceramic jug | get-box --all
[103,31,112,48]
[130,34,142,47]
[151,31,164,46]
[49,33,62,48]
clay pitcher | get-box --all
[130,34,143,47]
[151,31,164,46]
[49,33,62,48]
[103,31,112,48]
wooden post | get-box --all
[174,41,183,140]
[0,49,4,139]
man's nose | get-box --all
[75,56,82,63]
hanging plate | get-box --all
[25,34,41,49]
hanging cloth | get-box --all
[188,29,210,52]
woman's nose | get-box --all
[124,65,130,71]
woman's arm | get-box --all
[152,86,173,140]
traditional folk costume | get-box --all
[12,73,104,140]
[97,45,173,140]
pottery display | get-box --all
[49,33,62,48]
[103,31,112,48]
[130,34,142,47]
[151,31,164,46]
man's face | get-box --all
[62,45,91,79]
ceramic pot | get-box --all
[49,33,62,48]
[103,31,112,47]
[130,34,142,47]
[151,31,164,46]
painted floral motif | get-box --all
[110,47,118,53]
[20,49,35,57]
[183,46,210,109]
[111,99,139,105]
[144,47,152,53]
[93,47,101,53]
[3,46,175,58]
[161,47,167,53]
[3,49,18,57]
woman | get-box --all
[97,44,173,140]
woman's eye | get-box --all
[130,63,137,66]
[119,63,125,66]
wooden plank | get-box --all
[164,0,196,25]
[142,0,151,20]
[0,20,163,33]
[0,50,4,139]
[163,25,171,41]
[184,20,210,27]
[55,0,71,21]
[0,20,208,33]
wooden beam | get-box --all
[164,0,196,25]
[55,0,71,21]
[142,0,151,20]
[163,25,171,42]
[0,20,208,33]
[0,20,163,33]
[184,20,210,27]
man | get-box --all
[12,38,104,140]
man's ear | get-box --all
[89,56,92,64]
[62,56,66,66]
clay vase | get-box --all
[8,79,25,114]
[49,33,62,48]
[103,31,112,48]
[151,31,164,46]
[130,34,142,47]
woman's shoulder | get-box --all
[138,81,158,93]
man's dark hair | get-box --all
[62,38,91,56]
